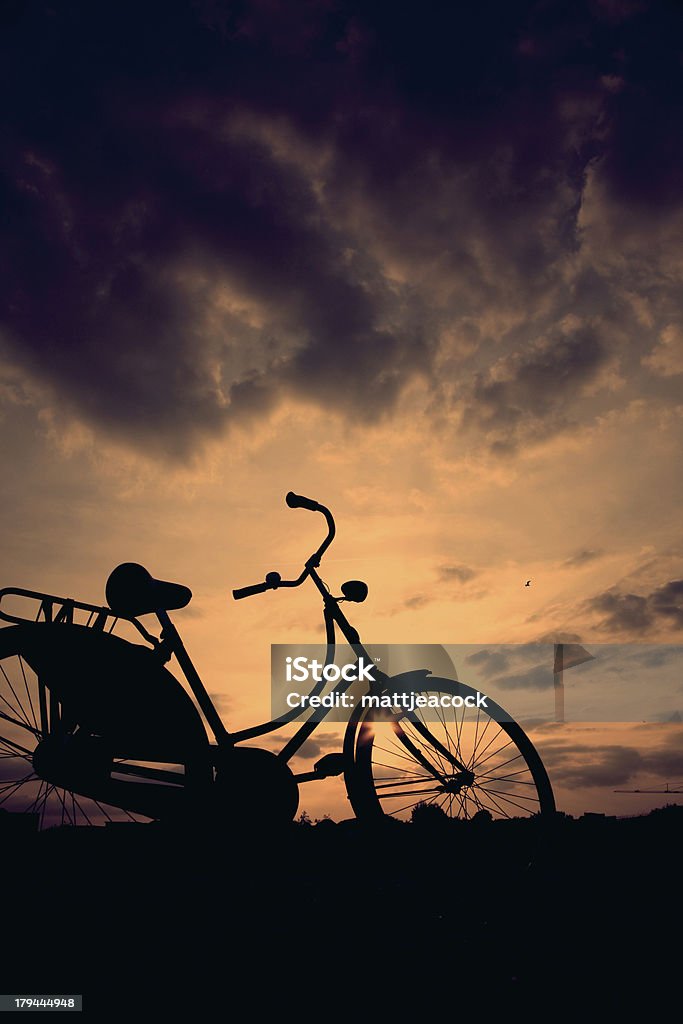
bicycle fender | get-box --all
[8,622,209,761]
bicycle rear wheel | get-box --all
[345,677,555,821]
[0,625,201,828]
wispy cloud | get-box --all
[563,549,604,568]
[437,564,478,584]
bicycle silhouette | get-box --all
[0,492,555,828]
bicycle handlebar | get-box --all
[233,581,270,600]
[231,492,335,600]
[286,491,320,512]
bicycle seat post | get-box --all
[156,608,230,746]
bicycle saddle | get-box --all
[105,563,192,618]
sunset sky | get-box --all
[1,0,682,821]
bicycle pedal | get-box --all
[313,753,345,777]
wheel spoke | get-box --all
[469,736,515,773]
[0,772,36,807]
[25,779,48,816]
[37,784,56,828]
[52,786,76,826]
[92,799,114,822]
[475,786,539,814]
[471,708,482,769]
[374,743,435,771]
[0,707,40,738]
[476,768,536,785]
[370,763,433,782]
[18,656,39,733]
[470,714,494,763]
[454,700,467,768]
[374,776,438,789]
[476,750,526,776]
[477,784,540,804]
[378,787,444,800]
[0,663,34,731]
[69,792,93,826]
[0,735,34,757]
[468,724,504,766]
[389,795,435,816]
[476,788,511,819]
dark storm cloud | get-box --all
[0,94,417,454]
[587,580,683,635]
[642,739,683,777]
[461,328,606,452]
[596,5,683,210]
[650,580,683,628]
[543,742,643,787]
[1,0,682,456]
[590,592,651,633]
[541,732,683,788]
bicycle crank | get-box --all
[212,746,299,826]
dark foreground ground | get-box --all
[2,805,681,1015]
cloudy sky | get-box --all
[1,0,682,819]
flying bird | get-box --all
[525,580,531,587]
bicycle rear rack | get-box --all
[0,587,159,646]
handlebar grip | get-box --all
[232,582,269,600]
[286,491,320,512]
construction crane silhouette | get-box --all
[614,782,683,794]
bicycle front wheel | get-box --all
[346,677,555,821]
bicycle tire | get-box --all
[344,676,555,821]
